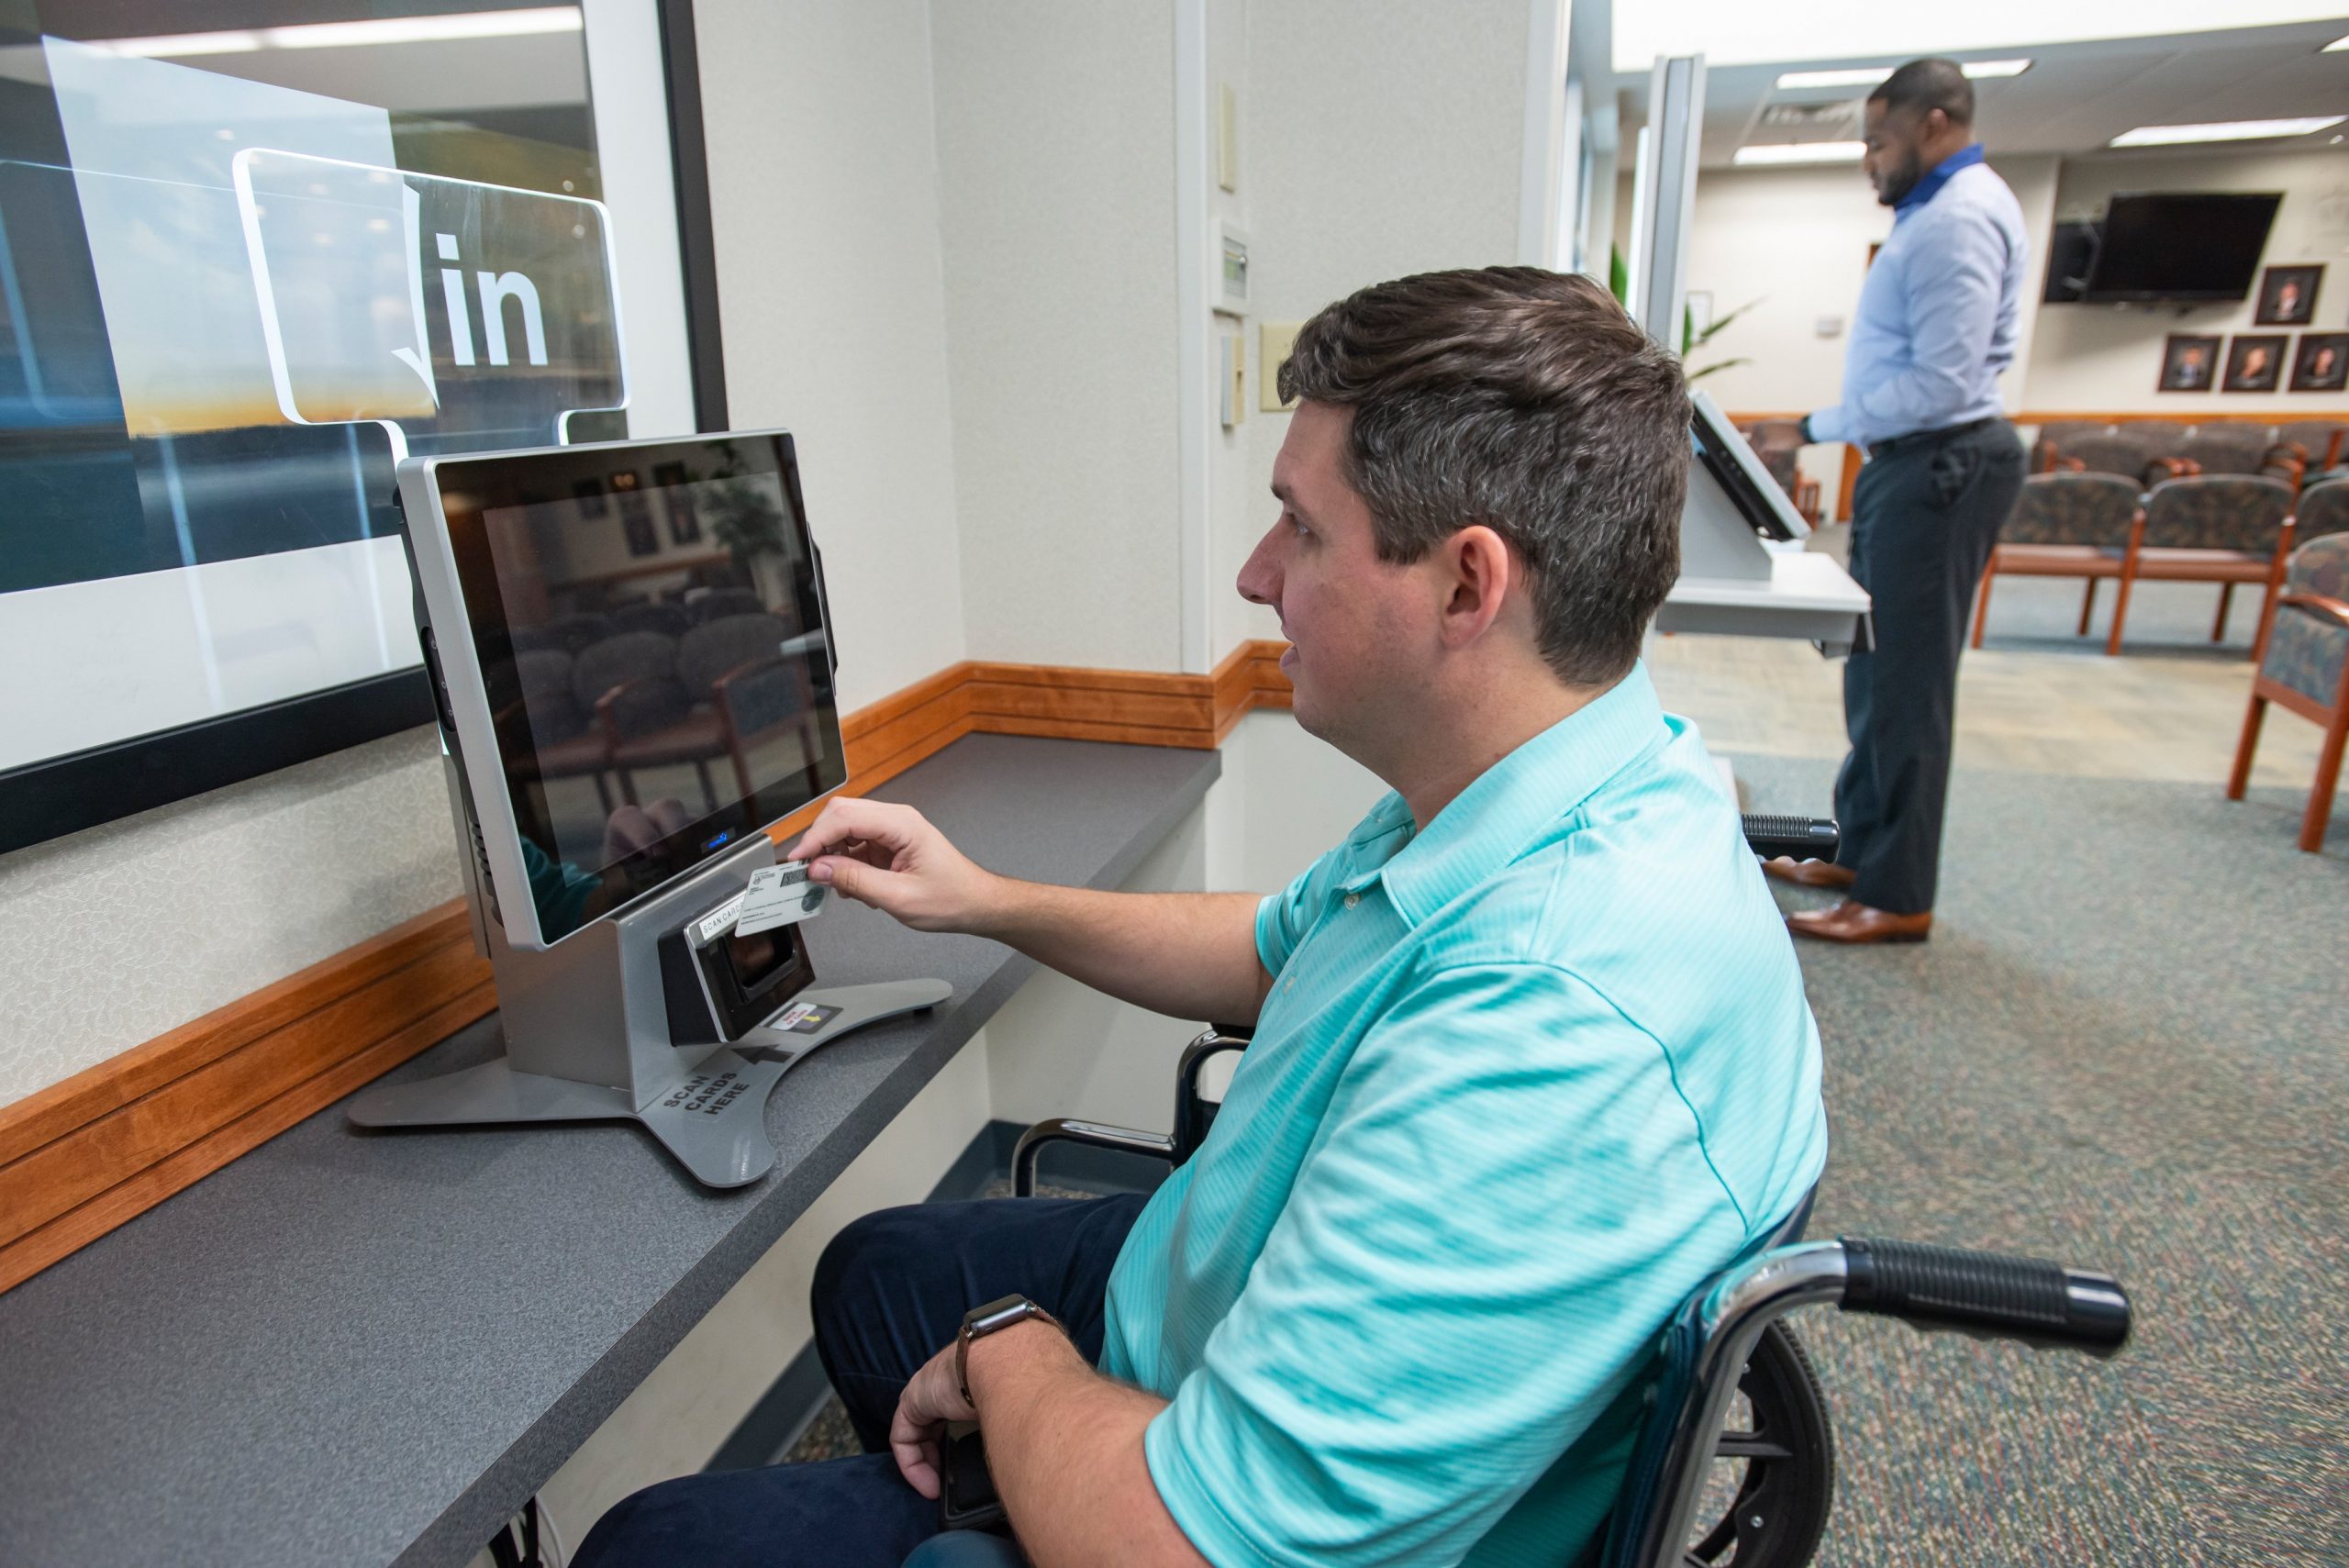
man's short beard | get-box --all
[1876,148,1922,207]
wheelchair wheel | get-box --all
[1685,1321,1834,1567]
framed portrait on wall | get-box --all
[2291,333,2349,393]
[0,8,722,855]
[2254,265,2321,327]
[2223,335,2288,393]
[2158,334,2222,393]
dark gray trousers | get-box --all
[1833,419,2025,914]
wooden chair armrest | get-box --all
[2277,593,2349,628]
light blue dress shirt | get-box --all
[1098,664,1830,1568]
[1808,146,2028,448]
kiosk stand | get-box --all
[348,837,948,1189]
[346,428,950,1189]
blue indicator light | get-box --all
[703,829,734,851]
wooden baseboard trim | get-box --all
[0,639,1297,1296]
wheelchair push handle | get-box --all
[1837,1237,2132,1357]
[1741,813,1840,862]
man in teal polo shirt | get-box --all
[573,268,1827,1568]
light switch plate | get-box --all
[1260,321,1302,411]
[1221,332,1245,428]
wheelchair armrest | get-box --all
[1612,1236,2132,1568]
[1173,1029,1253,1162]
[1011,1119,1176,1197]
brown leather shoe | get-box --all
[1763,857,1856,889]
[1786,900,1932,944]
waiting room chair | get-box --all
[2294,476,2349,547]
[2227,532,2349,851]
[2048,430,2190,492]
[1972,472,2142,653]
[2274,421,2348,477]
[496,648,618,812]
[2029,419,2109,473]
[2112,474,2296,656]
[2177,426,2304,494]
[604,612,825,808]
[574,629,705,806]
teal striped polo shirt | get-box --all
[1098,662,1829,1568]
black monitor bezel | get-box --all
[429,430,846,945]
[1691,402,1804,543]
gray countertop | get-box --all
[0,734,1220,1568]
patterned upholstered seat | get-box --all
[2293,476,2349,546]
[2178,426,2303,492]
[2122,475,2298,655]
[2030,418,2110,473]
[2048,429,2151,484]
[1972,473,2142,653]
[2228,533,2349,851]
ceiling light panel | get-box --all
[1733,140,1867,164]
[1775,59,2031,90]
[2110,117,2347,146]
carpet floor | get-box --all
[1735,753,2346,1567]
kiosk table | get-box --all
[0,732,1220,1568]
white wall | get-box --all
[930,1,1184,672]
[699,0,969,710]
[1228,0,1533,654]
[2021,147,2349,416]
[0,727,461,1104]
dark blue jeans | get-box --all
[571,1193,1150,1568]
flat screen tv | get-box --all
[2078,192,2281,304]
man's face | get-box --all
[1238,402,1436,751]
[1861,100,1932,207]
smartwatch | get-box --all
[956,1295,1063,1408]
[1798,414,1816,446]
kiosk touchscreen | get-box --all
[347,430,950,1187]
[1682,388,1809,581]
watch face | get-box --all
[967,1294,1035,1332]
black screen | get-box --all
[435,432,846,944]
[2083,193,2281,303]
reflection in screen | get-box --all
[480,467,840,909]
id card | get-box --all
[736,862,830,936]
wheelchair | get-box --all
[986,814,2134,1568]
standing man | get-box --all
[1756,58,2028,943]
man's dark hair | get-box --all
[1277,266,1688,687]
[1870,58,1973,128]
